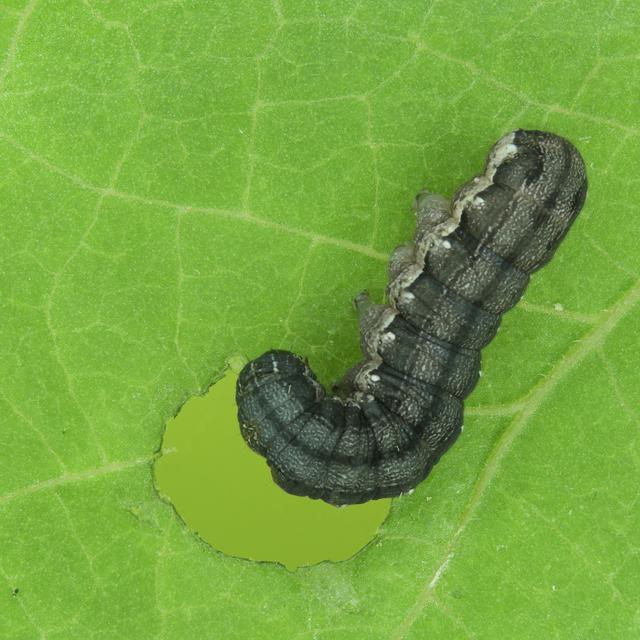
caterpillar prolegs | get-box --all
[236,130,588,506]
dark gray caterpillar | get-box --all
[236,129,587,506]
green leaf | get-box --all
[1,1,639,638]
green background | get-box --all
[1,1,639,638]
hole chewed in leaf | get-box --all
[153,357,390,570]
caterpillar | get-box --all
[236,129,588,506]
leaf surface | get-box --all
[1,1,639,638]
